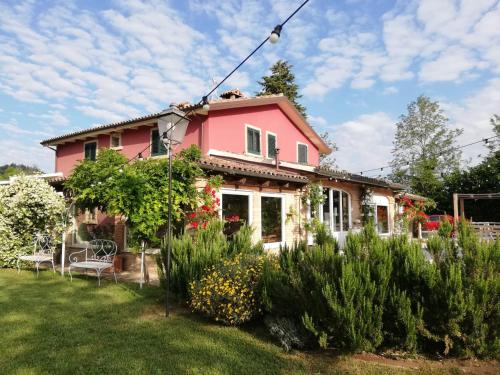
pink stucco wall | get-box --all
[54,105,319,176]
[206,105,320,165]
[55,119,204,176]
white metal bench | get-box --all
[69,239,118,286]
[17,234,56,276]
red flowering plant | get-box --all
[396,195,434,232]
[186,176,223,230]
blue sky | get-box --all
[0,0,498,175]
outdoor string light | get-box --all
[358,134,500,176]
[116,0,311,170]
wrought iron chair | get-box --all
[17,234,56,276]
[68,239,118,286]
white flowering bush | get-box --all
[0,176,66,267]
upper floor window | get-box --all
[297,143,308,164]
[151,129,167,157]
[110,134,121,148]
[267,132,277,159]
[84,141,97,161]
[246,126,261,155]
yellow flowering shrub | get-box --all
[189,254,264,325]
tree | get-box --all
[257,60,337,168]
[64,146,205,247]
[0,164,41,180]
[0,176,66,267]
[318,131,338,169]
[256,60,307,117]
[390,95,463,197]
[434,115,500,221]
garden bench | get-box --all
[69,239,118,286]
[17,234,56,276]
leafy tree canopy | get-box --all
[256,60,337,168]
[0,164,42,180]
[434,115,500,221]
[65,145,205,245]
[390,95,463,197]
[257,60,307,117]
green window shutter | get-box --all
[267,134,276,158]
[298,144,308,164]
[247,128,260,155]
[84,142,97,161]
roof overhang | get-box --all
[41,95,331,154]
[204,95,331,154]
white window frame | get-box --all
[260,192,286,249]
[245,124,262,156]
[318,188,352,233]
[266,131,277,159]
[110,133,122,150]
[83,139,98,160]
[219,188,253,226]
[297,142,308,164]
[373,195,390,235]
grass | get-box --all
[0,269,496,375]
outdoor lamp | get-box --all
[157,104,190,318]
[269,24,282,44]
[157,105,190,148]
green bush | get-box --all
[0,176,65,267]
[190,253,264,325]
[160,221,262,300]
[261,220,499,358]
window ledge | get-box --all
[110,146,123,151]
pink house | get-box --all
[42,90,407,253]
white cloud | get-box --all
[0,138,55,172]
[328,112,396,173]
[303,0,500,97]
[382,86,398,95]
[443,78,500,164]
[419,47,478,82]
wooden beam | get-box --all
[453,193,459,226]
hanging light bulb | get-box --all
[202,96,210,111]
[269,24,282,44]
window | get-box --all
[373,195,390,234]
[151,129,167,157]
[297,143,308,164]
[321,188,351,233]
[222,192,250,236]
[261,195,283,245]
[267,132,277,159]
[110,134,121,148]
[246,126,261,155]
[84,141,97,161]
[376,206,389,234]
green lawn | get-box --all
[0,269,496,375]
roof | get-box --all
[40,94,331,154]
[395,192,429,201]
[199,156,309,183]
[315,166,407,191]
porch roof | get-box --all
[315,166,407,191]
[199,156,309,183]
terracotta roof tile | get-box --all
[199,156,308,183]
